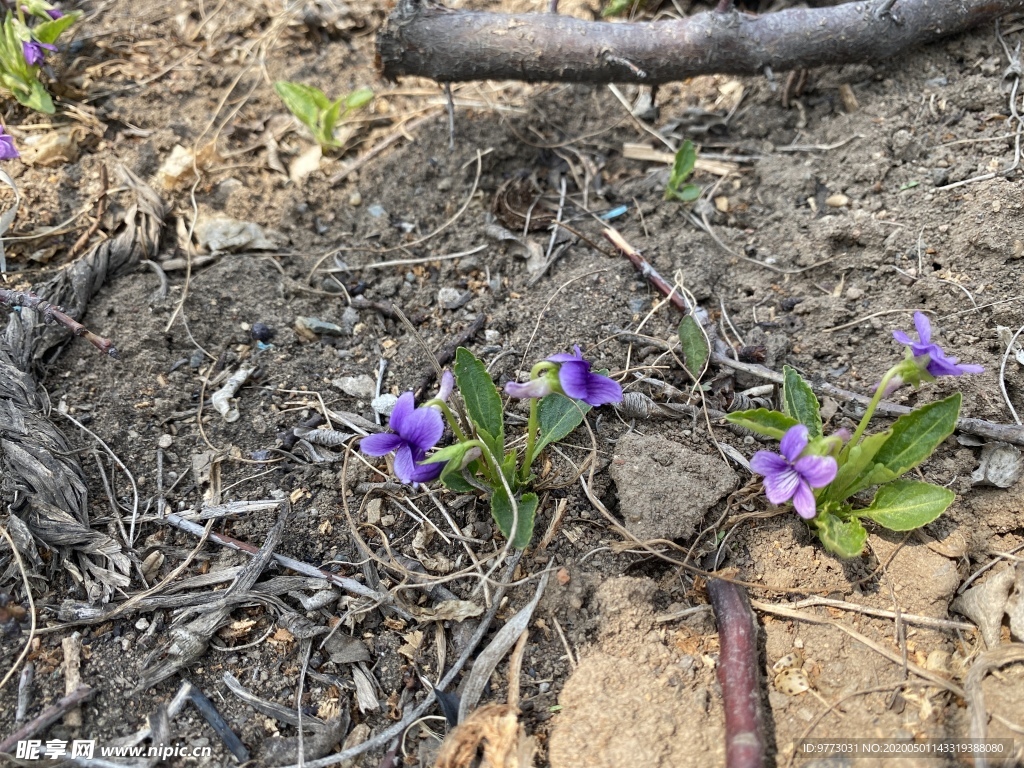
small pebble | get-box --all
[157,434,173,449]
[846,287,863,300]
[349,191,362,207]
[135,618,150,631]
[250,322,275,343]
[825,193,849,208]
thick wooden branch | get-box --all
[378,0,1024,85]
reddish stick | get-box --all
[0,288,118,358]
[707,577,765,768]
[602,227,690,315]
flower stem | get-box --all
[841,366,900,460]
[519,397,541,483]
[426,399,467,443]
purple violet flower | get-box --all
[47,8,64,18]
[893,312,983,378]
[0,127,18,161]
[505,346,622,406]
[749,424,837,520]
[360,391,444,484]
[23,40,57,66]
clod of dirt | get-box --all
[952,564,1017,648]
[868,536,961,618]
[971,442,1023,488]
[194,215,285,253]
[549,577,722,768]
[609,433,738,542]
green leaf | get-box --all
[421,442,471,465]
[826,429,892,501]
[815,510,867,558]
[454,347,504,444]
[490,487,537,549]
[664,140,699,202]
[32,10,81,44]
[677,315,710,380]
[872,393,961,478]
[535,393,591,456]
[320,99,344,146]
[18,78,53,113]
[725,408,798,440]
[859,480,953,531]
[782,365,822,438]
[343,87,374,111]
[274,81,327,135]
[439,457,478,493]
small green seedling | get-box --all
[273,81,373,151]
[664,140,702,203]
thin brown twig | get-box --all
[0,685,95,753]
[0,287,119,358]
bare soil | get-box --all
[2,0,1024,766]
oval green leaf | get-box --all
[490,487,537,549]
[677,315,710,381]
[454,347,504,445]
[860,480,954,531]
[814,510,867,558]
[872,393,960,478]
[536,393,590,455]
[782,365,822,438]
[725,408,798,440]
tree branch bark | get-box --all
[378,0,1024,86]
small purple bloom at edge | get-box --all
[893,311,983,378]
[23,40,57,66]
[360,391,444,484]
[749,424,837,520]
[48,8,64,18]
[0,129,18,161]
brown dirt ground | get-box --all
[2,0,1024,766]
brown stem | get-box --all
[378,0,1022,85]
[706,578,765,768]
[0,288,118,358]
[603,227,689,315]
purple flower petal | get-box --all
[581,374,623,406]
[392,444,417,484]
[791,481,818,519]
[763,467,800,505]
[408,454,444,483]
[955,363,985,374]
[398,404,444,453]
[892,330,913,345]
[436,370,454,402]
[548,350,585,364]
[556,360,593,400]
[387,391,416,434]
[0,133,18,161]
[794,454,838,488]
[750,450,789,477]
[913,312,931,344]
[359,432,403,457]
[47,8,64,19]
[779,424,809,462]
[505,378,553,399]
